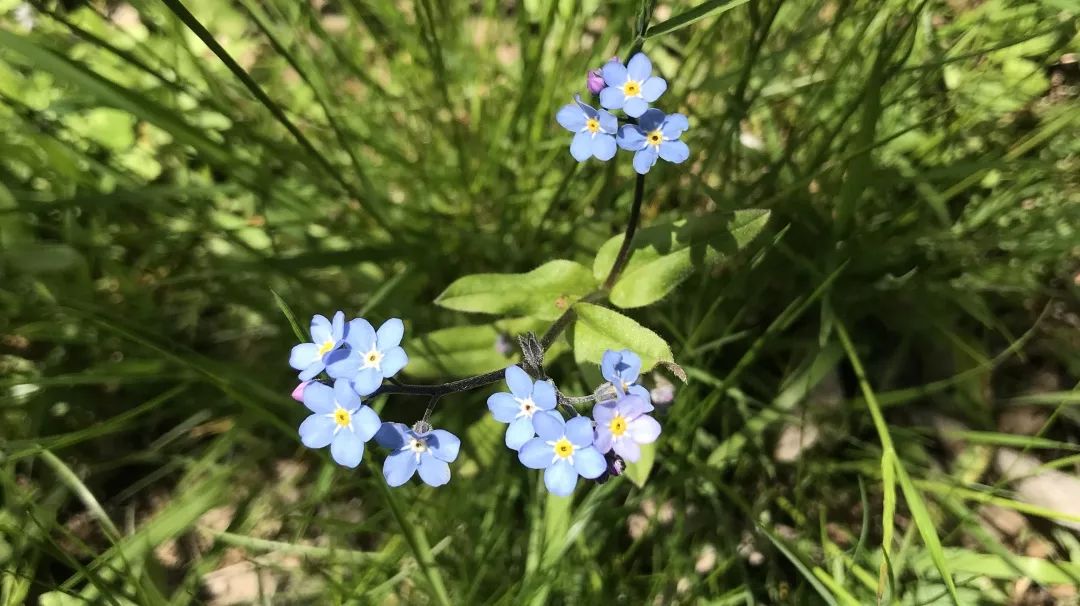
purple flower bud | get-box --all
[594,451,626,484]
[586,68,605,95]
[494,333,513,357]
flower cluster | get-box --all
[557,53,689,174]
[288,314,664,497]
[487,349,662,496]
[288,312,459,485]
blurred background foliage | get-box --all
[1,0,1079,603]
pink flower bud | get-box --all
[291,381,309,402]
[586,68,605,95]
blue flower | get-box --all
[555,95,618,162]
[592,394,660,463]
[329,318,410,395]
[289,311,346,381]
[616,109,689,175]
[518,414,606,496]
[601,349,652,403]
[375,423,461,487]
[298,380,381,468]
[487,365,560,450]
[599,53,667,118]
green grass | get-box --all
[2,0,1079,604]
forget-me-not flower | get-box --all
[518,413,605,496]
[487,365,560,450]
[599,53,667,118]
[592,394,660,463]
[330,318,409,395]
[299,380,381,468]
[601,349,652,403]
[289,311,346,381]
[376,422,461,487]
[616,108,689,175]
[556,95,618,162]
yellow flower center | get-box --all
[586,118,600,133]
[609,415,628,437]
[362,347,383,369]
[623,81,641,97]
[317,340,335,356]
[647,129,663,147]
[553,437,575,459]
[334,408,351,428]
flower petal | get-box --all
[418,455,451,487]
[565,416,594,447]
[289,343,321,371]
[376,318,404,349]
[613,438,641,462]
[331,311,345,341]
[487,392,519,423]
[531,410,564,441]
[383,451,418,486]
[633,146,659,175]
[344,318,376,351]
[618,394,652,418]
[626,53,652,81]
[659,140,690,164]
[504,417,535,450]
[638,108,666,132]
[616,125,646,151]
[331,431,364,468]
[601,60,628,86]
[599,86,625,110]
[573,446,606,479]
[375,422,409,449]
[591,134,617,161]
[505,365,533,399]
[662,113,689,139]
[310,314,332,344]
[617,350,642,383]
[302,381,335,414]
[544,460,578,497]
[298,414,335,448]
[593,426,614,453]
[380,346,409,378]
[598,110,618,134]
[628,385,655,409]
[352,367,382,396]
[352,405,382,442]
[641,76,667,102]
[325,349,361,380]
[298,360,325,382]
[623,97,648,118]
[593,401,617,423]
[600,350,620,384]
[427,429,461,462]
[518,438,552,469]
[572,94,599,119]
[556,103,586,132]
[333,379,361,410]
[532,381,556,410]
[570,131,592,161]
[629,415,662,444]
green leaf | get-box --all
[541,491,571,561]
[571,302,673,371]
[646,0,752,38]
[406,318,549,379]
[1,243,84,274]
[436,260,597,321]
[623,442,656,488]
[592,210,770,308]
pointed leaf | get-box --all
[436,260,596,321]
[571,302,672,371]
